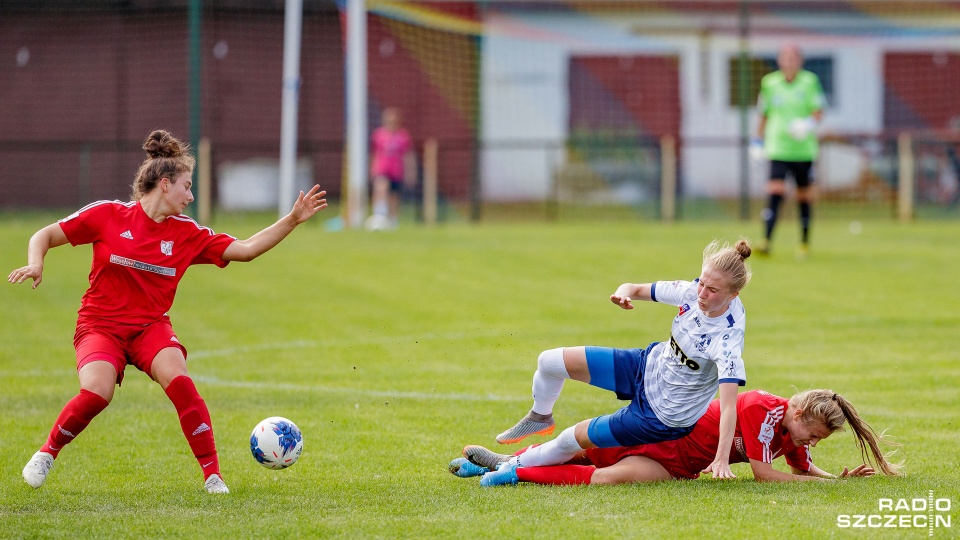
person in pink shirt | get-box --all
[367,107,414,230]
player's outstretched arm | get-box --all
[7,223,69,289]
[702,382,738,479]
[222,186,327,262]
[795,463,875,479]
[750,459,821,482]
[609,283,653,310]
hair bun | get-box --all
[143,130,184,159]
[735,239,752,261]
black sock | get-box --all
[799,201,812,244]
[763,193,783,241]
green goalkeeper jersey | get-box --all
[758,69,826,162]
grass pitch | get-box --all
[1,210,958,539]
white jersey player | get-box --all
[463,239,753,481]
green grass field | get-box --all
[1,210,958,539]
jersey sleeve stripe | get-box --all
[650,282,658,302]
[168,214,236,239]
[59,199,128,222]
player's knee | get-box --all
[81,382,115,403]
[589,468,626,485]
[537,348,568,379]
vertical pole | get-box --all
[346,0,368,228]
[198,137,212,225]
[279,0,304,217]
[660,135,676,222]
[470,32,482,222]
[737,0,751,220]
[423,138,439,226]
[188,0,202,216]
[897,133,914,222]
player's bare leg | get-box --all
[589,455,673,485]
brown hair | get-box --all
[702,239,752,293]
[131,130,195,200]
[789,389,903,476]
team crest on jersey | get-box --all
[677,303,690,317]
[160,240,174,256]
[758,423,775,445]
[695,334,712,352]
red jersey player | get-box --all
[8,130,327,494]
[453,389,901,485]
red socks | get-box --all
[41,389,110,458]
[516,464,596,485]
[164,376,220,479]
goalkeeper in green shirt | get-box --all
[752,45,825,257]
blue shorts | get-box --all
[583,345,695,448]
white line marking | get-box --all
[191,374,525,402]
[188,329,525,360]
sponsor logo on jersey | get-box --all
[692,316,701,328]
[120,230,134,239]
[677,303,690,317]
[160,240,174,256]
[170,336,179,342]
[733,437,747,461]
[109,254,176,276]
[669,335,700,371]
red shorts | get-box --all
[74,316,188,385]
[585,441,701,480]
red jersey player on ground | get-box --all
[8,130,327,494]
[452,389,901,485]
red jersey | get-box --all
[586,390,813,479]
[58,200,236,325]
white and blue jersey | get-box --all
[645,279,747,427]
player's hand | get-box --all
[749,138,765,164]
[839,464,875,478]
[8,263,44,289]
[610,294,634,310]
[703,459,737,480]
[289,185,328,224]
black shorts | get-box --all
[769,160,814,188]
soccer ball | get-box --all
[250,417,304,470]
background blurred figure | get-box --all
[367,107,414,230]
[754,45,826,257]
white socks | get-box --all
[531,348,568,415]
[511,426,584,467]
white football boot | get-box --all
[23,451,55,488]
[204,474,230,494]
